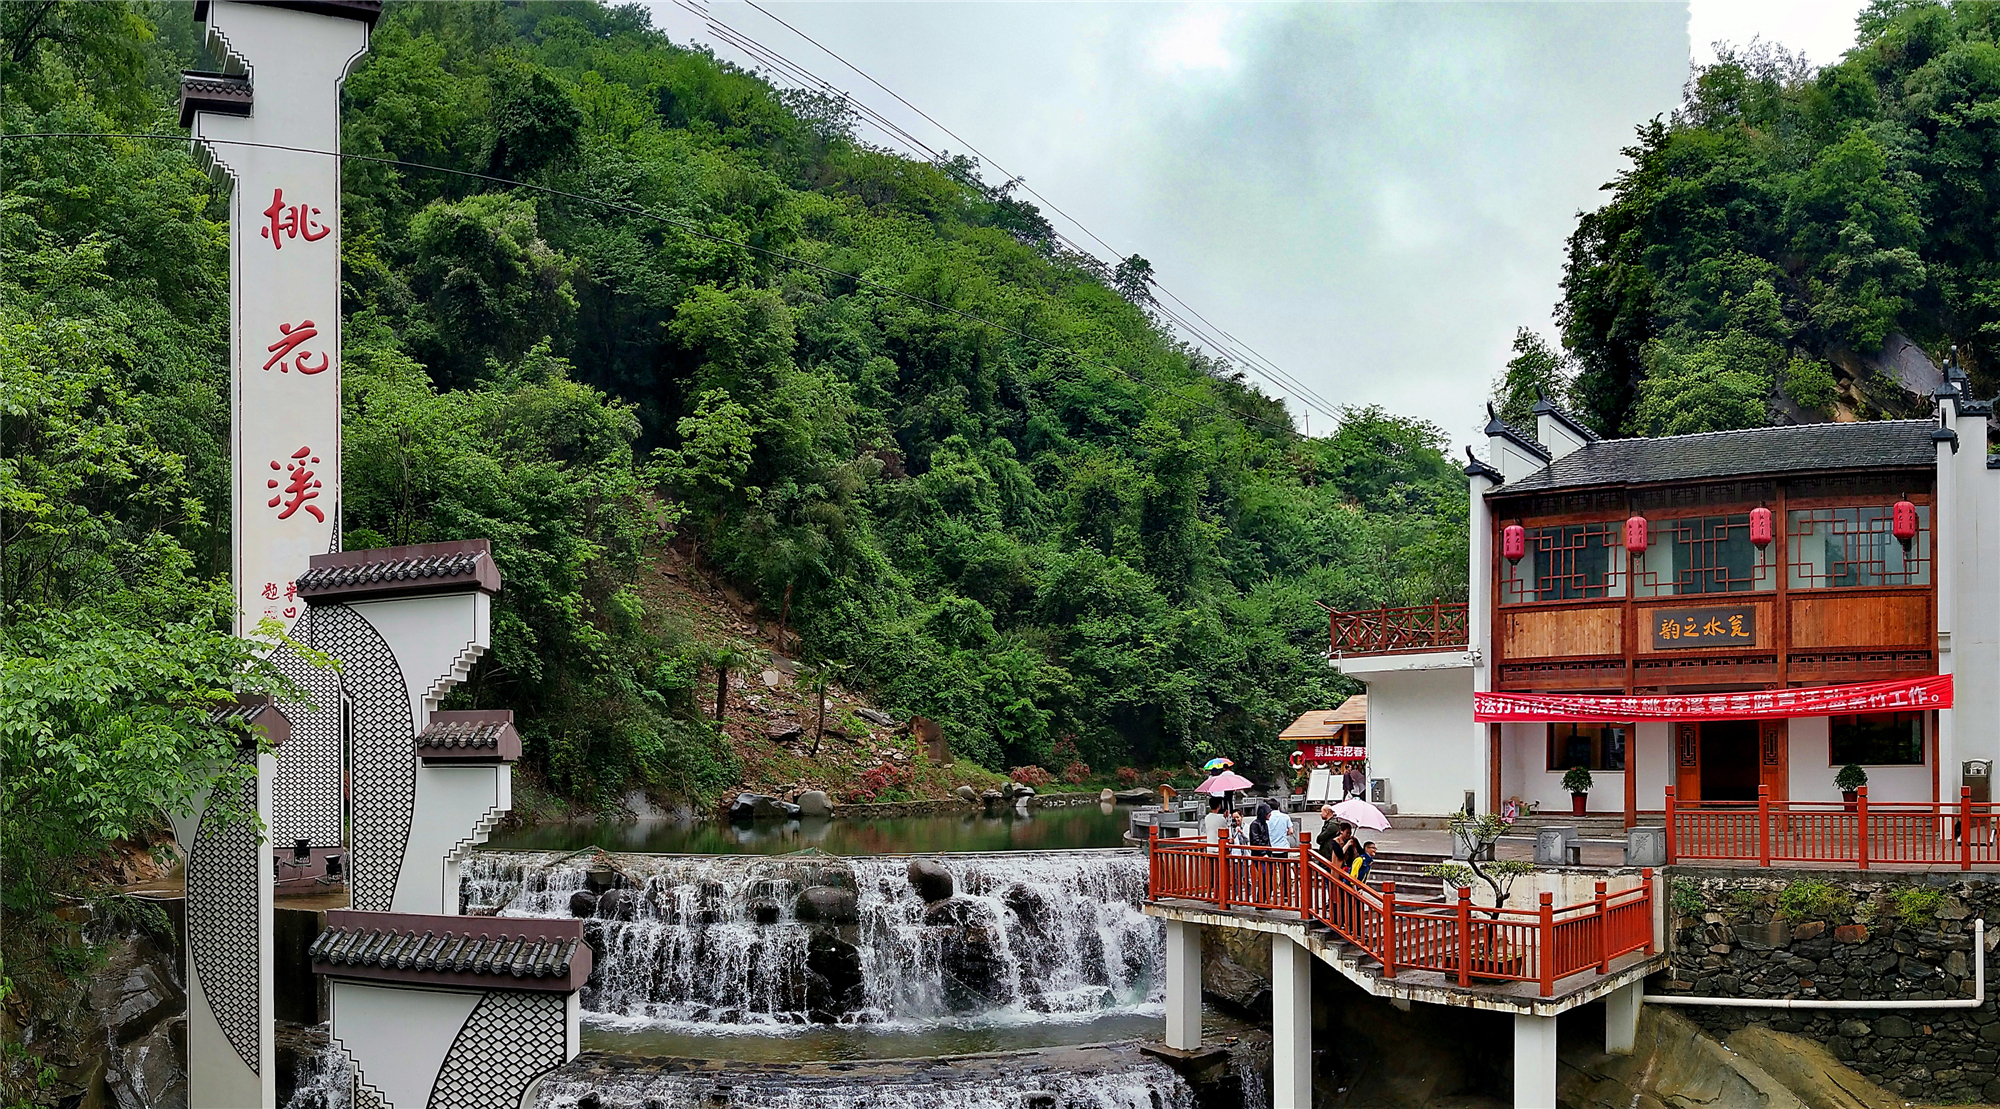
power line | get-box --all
[2,129,1299,434]
[727,0,1337,423]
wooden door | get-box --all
[1675,722,1700,802]
[1759,719,1788,800]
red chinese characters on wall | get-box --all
[268,446,325,522]
[261,188,330,249]
[263,320,328,374]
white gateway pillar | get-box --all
[1514,1012,1560,1109]
[1271,934,1313,1109]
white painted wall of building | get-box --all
[329,981,479,1109]
[1946,399,2000,783]
[395,764,512,915]
[1787,714,1933,803]
[348,592,490,730]
[1634,722,1670,811]
[1362,666,1477,815]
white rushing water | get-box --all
[532,1063,1198,1109]
[463,850,1165,1030]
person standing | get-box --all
[1352,841,1378,882]
[1249,803,1273,847]
[1267,803,1294,850]
[1343,761,1367,802]
[1201,796,1229,843]
[1315,805,1341,859]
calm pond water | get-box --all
[485,800,1135,855]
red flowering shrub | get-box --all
[1116,766,1141,787]
[1060,760,1091,785]
[1009,765,1053,787]
[849,763,915,802]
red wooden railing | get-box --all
[1147,829,1654,997]
[1327,600,1470,656]
[1665,786,1999,870]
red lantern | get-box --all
[1893,500,1918,545]
[1749,506,1773,548]
[1624,516,1648,555]
[1503,524,1526,563]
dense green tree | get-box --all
[1559,7,2000,436]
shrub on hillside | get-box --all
[1060,761,1091,785]
[1009,765,1053,787]
[1116,766,1141,787]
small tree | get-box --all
[1562,766,1594,796]
[799,659,849,758]
[1424,812,1538,914]
[1835,764,1868,793]
[709,641,753,721]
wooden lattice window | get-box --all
[1786,506,1930,588]
[1631,515,1775,597]
[1500,522,1627,604]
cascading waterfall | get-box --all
[533,1063,1197,1109]
[463,850,1164,1029]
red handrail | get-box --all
[1665,791,1996,869]
[1147,833,1654,997]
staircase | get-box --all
[1366,850,1447,902]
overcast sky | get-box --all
[645,2,1868,446]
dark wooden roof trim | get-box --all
[1483,405,1551,460]
[417,710,521,764]
[1489,420,1939,496]
[298,539,501,604]
[206,694,289,750]
[312,911,588,992]
[195,1,382,26]
[178,71,251,129]
[1463,447,1504,485]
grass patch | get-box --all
[1776,879,1853,922]
[1670,877,1705,916]
[1869,886,1944,928]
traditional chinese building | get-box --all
[1329,369,1998,824]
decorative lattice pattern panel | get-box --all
[272,606,344,847]
[426,990,567,1109]
[187,752,261,1074]
[317,604,415,912]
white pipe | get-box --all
[1644,919,1983,1010]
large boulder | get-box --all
[795,886,859,926]
[956,785,980,803]
[906,858,955,903]
[595,888,637,922]
[1724,1025,1898,1109]
[1114,789,1155,805]
[729,793,795,822]
[856,707,896,727]
[567,890,600,918]
[805,929,865,1022]
[797,790,834,818]
[924,897,1014,1010]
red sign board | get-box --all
[1296,742,1367,762]
[1473,675,1952,723]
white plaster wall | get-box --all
[1787,715,1933,803]
[1363,666,1477,815]
[1498,722,1623,815]
[394,764,511,915]
[1947,406,2000,782]
[1468,473,1496,815]
[330,981,480,1109]
[1450,866,1649,910]
[1493,435,1548,483]
[349,592,491,731]
[1634,722,1670,811]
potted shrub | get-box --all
[1835,764,1868,804]
[1562,766,1593,815]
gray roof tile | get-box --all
[1494,420,1940,494]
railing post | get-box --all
[1539,892,1556,997]
[1380,882,1398,979]
[1456,886,1472,987]
[1594,880,1609,974]
[1217,834,1231,910]
[1963,786,1974,872]
[1664,786,1677,863]
[1298,836,1311,916]
[1857,786,1870,871]
[1642,868,1656,955]
[1148,824,1158,898]
[1757,785,1770,867]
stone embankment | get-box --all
[1654,868,2000,1104]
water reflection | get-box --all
[486,802,1133,855]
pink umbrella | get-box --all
[1331,797,1391,831]
[1195,771,1254,794]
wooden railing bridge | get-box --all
[1326,600,1470,656]
[1147,828,1654,997]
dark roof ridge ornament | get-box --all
[1463,446,1504,484]
[1528,390,1600,444]
[1482,402,1551,460]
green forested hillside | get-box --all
[2,0,1467,852]
[1544,0,2000,437]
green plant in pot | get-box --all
[1835,763,1868,803]
[1562,765,1593,815]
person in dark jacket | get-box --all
[1250,803,1273,847]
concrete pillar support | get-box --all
[1271,934,1313,1109]
[1164,918,1202,1051]
[1604,980,1640,1055]
[1514,1011,1559,1109]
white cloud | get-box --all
[1687,0,1867,68]
[1145,6,1242,76]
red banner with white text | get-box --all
[1473,675,1953,723]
